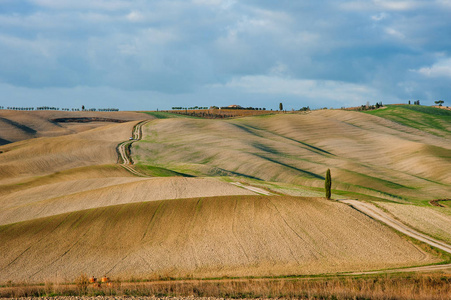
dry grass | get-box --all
[1,273,450,299]
[135,110,450,201]
[0,196,439,283]
[378,202,451,244]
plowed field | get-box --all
[0,196,437,283]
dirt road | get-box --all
[340,200,451,254]
[230,182,273,195]
[117,120,151,176]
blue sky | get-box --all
[1,0,451,111]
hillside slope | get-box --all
[0,177,254,225]
[0,122,137,184]
[134,109,450,201]
[0,196,437,283]
[0,109,449,284]
[0,114,254,224]
[0,110,153,145]
[365,105,451,137]
[379,202,451,244]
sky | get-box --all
[1,0,451,111]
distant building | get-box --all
[228,104,243,109]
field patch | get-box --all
[365,105,451,137]
[0,121,137,184]
[0,177,255,225]
[0,110,153,144]
[378,202,451,244]
[0,196,439,283]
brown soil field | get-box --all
[0,121,138,184]
[378,202,451,244]
[0,110,153,145]
[0,196,438,283]
[135,110,450,201]
[0,177,254,225]
[0,109,449,285]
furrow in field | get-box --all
[0,196,438,283]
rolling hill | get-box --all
[0,196,438,283]
[0,121,136,184]
[365,105,451,137]
[0,110,153,145]
[0,107,450,284]
[0,112,254,225]
[134,108,450,202]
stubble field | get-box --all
[0,106,450,288]
[0,196,438,283]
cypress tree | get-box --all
[325,169,331,199]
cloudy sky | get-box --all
[1,0,451,111]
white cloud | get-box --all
[342,0,422,11]
[269,62,289,76]
[0,0,449,108]
[215,75,381,105]
[117,43,138,56]
[29,0,130,11]
[415,58,451,78]
[142,28,178,45]
[371,12,388,21]
[373,0,417,11]
[385,27,405,39]
[436,0,451,8]
[0,34,57,59]
[192,0,236,9]
[126,11,144,22]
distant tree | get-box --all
[435,100,444,106]
[408,100,411,105]
[325,169,332,200]
[279,102,283,111]
[82,105,85,110]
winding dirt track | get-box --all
[341,200,451,254]
[117,120,151,176]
